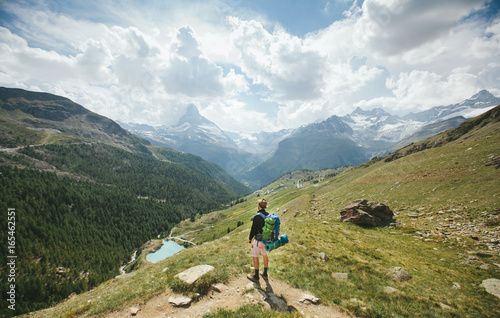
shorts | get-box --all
[251,239,268,258]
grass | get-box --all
[23,118,500,318]
[203,304,304,318]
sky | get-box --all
[0,0,499,133]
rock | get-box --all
[212,283,228,292]
[479,263,490,270]
[168,296,193,307]
[175,265,214,285]
[246,282,259,291]
[389,267,412,281]
[130,307,140,316]
[333,273,349,281]
[299,293,320,304]
[340,199,394,227]
[480,278,500,298]
[382,286,402,294]
[318,252,329,262]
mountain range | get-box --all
[120,89,500,188]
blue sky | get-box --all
[0,0,499,132]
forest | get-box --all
[0,142,241,315]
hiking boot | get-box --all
[260,272,268,280]
[247,274,259,283]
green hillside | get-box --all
[28,107,499,317]
[0,87,251,316]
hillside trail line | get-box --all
[106,275,354,318]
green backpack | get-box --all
[258,212,280,242]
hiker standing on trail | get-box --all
[247,198,269,283]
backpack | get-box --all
[258,212,280,242]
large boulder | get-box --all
[480,278,500,298]
[340,199,394,227]
[175,265,214,285]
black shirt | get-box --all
[249,209,269,241]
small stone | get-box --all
[479,263,490,270]
[130,307,139,316]
[382,286,401,294]
[452,282,461,290]
[168,296,192,307]
[212,283,228,293]
[299,293,320,304]
[318,252,329,262]
[389,267,412,282]
[246,282,259,291]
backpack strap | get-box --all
[257,212,266,220]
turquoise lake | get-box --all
[146,240,185,263]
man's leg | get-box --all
[262,254,269,278]
[248,241,261,283]
[253,257,260,277]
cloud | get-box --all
[203,98,275,132]
[355,69,480,112]
[353,0,487,56]
[0,0,499,133]
[229,17,326,101]
[160,27,224,98]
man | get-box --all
[247,198,269,283]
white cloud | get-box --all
[355,69,479,112]
[229,17,326,101]
[0,0,499,133]
[354,0,486,56]
[203,99,275,132]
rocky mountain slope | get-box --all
[119,105,261,179]
[241,116,368,188]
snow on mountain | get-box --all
[226,129,295,155]
[120,104,237,149]
[403,90,500,123]
[342,90,500,148]
[342,107,422,144]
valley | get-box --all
[18,103,499,318]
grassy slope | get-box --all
[26,114,499,318]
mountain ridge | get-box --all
[0,86,250,196]
[119,89,499,188]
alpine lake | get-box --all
[146,240,186,263]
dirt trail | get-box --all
[106,276,354,318]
